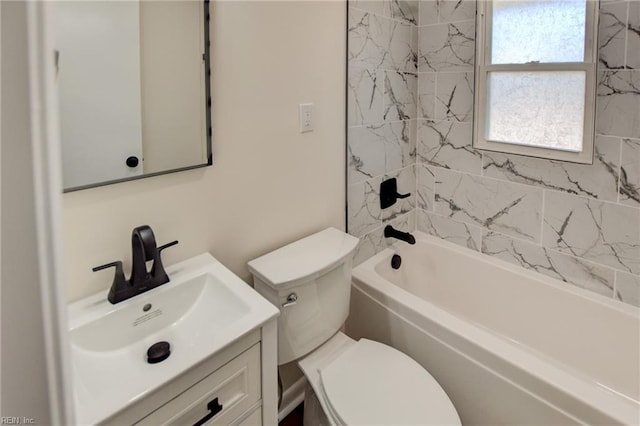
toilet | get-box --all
[248,227,461,425]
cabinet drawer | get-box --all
[236,408,261,426]
[137,344,261,426]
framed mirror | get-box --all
[54,0,212,192]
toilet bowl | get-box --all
[300,332,460,425]
[248,228,460,425]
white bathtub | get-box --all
[347,231,640,425]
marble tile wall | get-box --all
[348,0,640,308]
[348,0,419,264]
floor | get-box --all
[279,403,304,426]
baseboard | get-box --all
[278,375,307,421]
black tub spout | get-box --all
[384,225,416,244]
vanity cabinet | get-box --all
[69,253,280,425]
[137,344,261,425]
[100,321,277,426]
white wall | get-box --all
[63,1,347,302]
[1,1,52,422]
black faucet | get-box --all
[92,225,178,304]
[384,225,416,245]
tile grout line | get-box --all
[418,208,624,302]
[425,161,640,210]
[624,1,630,68]
[539,188,546,249]
[349,5,420,27]
[485,225,631,281]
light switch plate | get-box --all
[299,103,314,133]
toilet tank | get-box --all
[248,228,359,365]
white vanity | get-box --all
[67,254,279,425]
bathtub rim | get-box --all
[351,232,640,425]
[362,231,639,316]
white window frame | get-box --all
[473,0,599,164]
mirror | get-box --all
[54,0,212,192]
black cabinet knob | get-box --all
[126,156,139,168]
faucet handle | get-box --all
[380,178,411,209]
[157,240,179,253]
[150,240,179,284]
[92,260,124,275]
[92,261,127,286]
[92,260,132,304]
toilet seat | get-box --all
[317,339,461,426]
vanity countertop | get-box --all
[68,253,279,425]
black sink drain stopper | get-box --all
[147,341,171,364]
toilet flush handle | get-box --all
[282,293,298,308]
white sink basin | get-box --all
[68,253,279,425]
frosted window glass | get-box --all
[485,71,585,152]
[491,0,586,64]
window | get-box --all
[473,0,598,164]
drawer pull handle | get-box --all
[193,397,223,426]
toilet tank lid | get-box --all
[248,228,359,289]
